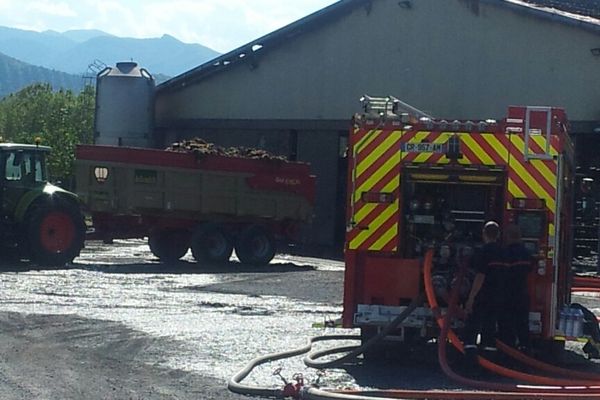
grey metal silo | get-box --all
[94,61,155,147]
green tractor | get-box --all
[0,143,85,266]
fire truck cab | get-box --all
[343,96,574,349]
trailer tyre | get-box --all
[148,230,190,262]
[191,224,233,264]
[235,225,276,266]
[26,203,85,266]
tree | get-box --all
[0,83,95,183]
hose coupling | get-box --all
[281,373,304,399]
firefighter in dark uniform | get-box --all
[463,220,504,361]
[498,223,534,352]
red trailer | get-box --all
[75,143,315,265]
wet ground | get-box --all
[0,240,349,399]
[0,240,599,399]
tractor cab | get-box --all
[0,143,85,266]
[0,144,51,218]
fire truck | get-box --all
[343,96,575,351]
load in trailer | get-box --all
[343,96,578,354]
[75,143,315,265]
[0,143,85,266]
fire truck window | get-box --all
[516,212,544,238]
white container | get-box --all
[558,307,568,334]
[565,308,575,337]
[572,308,584,338]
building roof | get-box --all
[523,0,600,19]
[157,0,600,94]
[504,0,600,27]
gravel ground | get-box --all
[0,240,345,400]
[0,240,598,400]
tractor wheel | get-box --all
[234,225,276,266]
[148,230,190,263]
[190,223,233,264]
[26,204,85,266]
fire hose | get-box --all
[421,249,600,394]
[574,275,600,290]
[228,294,423,398]
[229,250,600,399]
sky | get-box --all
[0,0,340,53]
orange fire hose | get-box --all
[574,275,600,289]
[496,340,600,381]
[572,287,600,292]
[422,249,600,393]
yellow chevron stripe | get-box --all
[354,129,382,158]
[356,132,400,177]
[382,175,400,193]
[369,223,398,251]
[530,159,557,190]
[509,160,556,211]
[481,134,510,163]
[511,135,557,190]
[461,135,495,165]
[353,178,400,222]
[356,153,400,196]
[353,202,377,225]
[530,135,558,156]
[351,128,401,251]
[508,179,526,199]
[458,153,475,165]
[510,136,557,209]
[350,200,398,249]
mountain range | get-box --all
[0,26,221,98]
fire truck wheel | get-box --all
[360,327,387,362]
[234,225,276,266]
[532,339,565,362]
[148,230,190,262]
[26,203,85,266]
[190,224,233,264]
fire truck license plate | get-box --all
[401,143,445,153]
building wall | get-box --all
[156,0,600,123]
[296,129,344,246]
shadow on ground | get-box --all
[0,258,316,274]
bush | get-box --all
[0,83,95,183]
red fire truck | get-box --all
[343,96,575,350]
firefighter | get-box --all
[498,223,534,352]
[462,220,504,362]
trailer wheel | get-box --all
[148,230,190,262]
[191,224,233,264]
[26,203,85,266]
[235,225,276,266]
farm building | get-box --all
[153,0,600,249]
